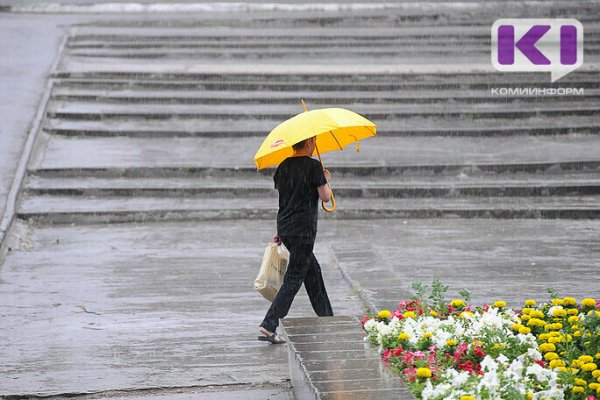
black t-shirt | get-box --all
[274,156,327,238]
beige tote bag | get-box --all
[254,242,289,302]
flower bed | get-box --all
[361,283,600,400]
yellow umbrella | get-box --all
[254,100,377,212]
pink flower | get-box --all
[404,368,417,382]
[360,315,370,326]
[382,349,392,362]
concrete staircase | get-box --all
[17,7,600,221]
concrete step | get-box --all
[281,317,415,400]
[51,71,600,86]
[51,77,600,92]
[23,174,600,198]
[49,87,600,105]
[28,134,600,172]
[42,116,600,138]
[17,194,600,223]
[46,101,600,121]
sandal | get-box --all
[258,332,286,344]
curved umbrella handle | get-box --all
[322,184,336,212]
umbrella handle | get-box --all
[322,184,336,212]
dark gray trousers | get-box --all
[260,235,333,332]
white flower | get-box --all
[496,354,509,364]
[527,347,542,361]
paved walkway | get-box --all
[0,14,69,241]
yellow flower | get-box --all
[429,310,438,317]
[538,333,550,341]
[582,298,596,307]
[568,315,579,324]
[575,378,587,386]
[549,359,566,369]
[563,297,577,306]
[574,330,582,337]
[519,326,531,335]
[521,308,532,315]
[525,299,536,307]
[403,311,416,319]
[525,393,533,400]
[596,353,600,359]
[512,323,524,332]
[567,308,579,315]
[548,335,564,344]
[530,310,545,319]
[572,360,582,368]
[459,311,474,319]
[590,383,600,391]
[544,352,559,361]
[539,343,556,353]
[416,367,432,378]
[572,386,585,394]
[446,339,457,347]
[460,396,475,400]
[555,366,568,372]
[450,299,466,308]
[580,355,594,363]
[582,363,598,372]
[592,370,600,378]
[377,310,391,320]
[398,333,410,341]
[552,298,564,306]
[527,318,546,327]
[552,308,567,317]
[494,300,507,308]
[423,332,433,339]
[520,314,531,322]
[545,323,563,331]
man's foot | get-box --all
[258,327,286,344]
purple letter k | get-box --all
[516,25,551,65]
[498,24,551,65]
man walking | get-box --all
[258,136,334,344]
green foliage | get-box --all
[410,281,427,303]
[459,288,472,303]
[429,278,449,311]
[546,288,559,300]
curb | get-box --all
[0,33,68,258]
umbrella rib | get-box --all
[330,130,344,150]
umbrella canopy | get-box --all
[254,107,377,170]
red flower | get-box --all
[382,349,392,362]
[392,346,404,357]
[535,359,546,368]
[474,345,486,358]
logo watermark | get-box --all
[490,87,584,96]
[491,18,584,82]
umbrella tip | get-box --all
[301,99,307,112]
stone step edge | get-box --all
[27,161,600,178]
[21,185,600,198]
[16,208,600,225]
[281,317,416,400]
[44,108,600,120]
[41,125,600,138]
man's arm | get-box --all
[317,168,332,202]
